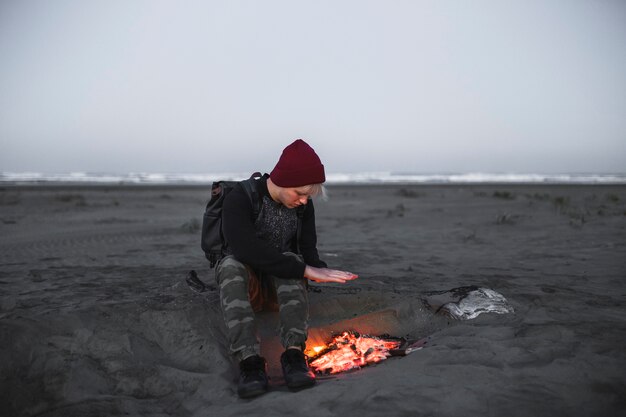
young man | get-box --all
[216,139,358,398]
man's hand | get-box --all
[304,266,358,283]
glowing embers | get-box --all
[305,331,403,375]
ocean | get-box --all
[1,171,625,185]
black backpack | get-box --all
[201,173,262,268]
[200,172,305,268]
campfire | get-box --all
[305,331,406,375]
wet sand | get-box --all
[1,183,625,416]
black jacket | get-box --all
[222,176,327,279]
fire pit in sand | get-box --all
[305,331,428,375]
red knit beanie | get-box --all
[270,139,326,187]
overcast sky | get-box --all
[1,0,625,174]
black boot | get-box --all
[280,348,316,390]
[237,355,269,398]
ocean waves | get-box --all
[2,171,625,185]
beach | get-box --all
[1,183,625,417]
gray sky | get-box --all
[1,0,625,174]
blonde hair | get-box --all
[301,183,328,200]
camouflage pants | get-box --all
[215,253,309,361]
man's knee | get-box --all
[215,255,249,287]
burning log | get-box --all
[305,331,405,375]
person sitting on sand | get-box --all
[217,139,358,398]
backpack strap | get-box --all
[239,181,260,221]
[239,172,263,221]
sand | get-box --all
[1,183,625,417]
